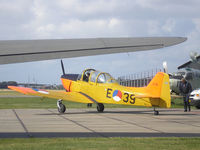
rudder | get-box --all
[147,72,171,108]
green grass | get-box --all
[0,97,143,109]
[0,97,59,109]
[0,90,24,96]
[171,98,185,108]
[0,137,199,150]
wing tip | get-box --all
[163,37,187,47]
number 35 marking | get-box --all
[123,93,135,104]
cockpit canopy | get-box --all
[170,70,195,80]
[80,69,117,84]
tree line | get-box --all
[0,81,18,89]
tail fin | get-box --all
[147,72,171,108]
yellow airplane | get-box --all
[8,60,171,115]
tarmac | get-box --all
[0,108,200,138]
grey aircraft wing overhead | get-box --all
[0,37,186,64]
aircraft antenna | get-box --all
[61,59,66,75]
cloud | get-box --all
[0,0,200,83]
[147,20,160,35]
[135,0,200,17]
[193,18,200,32]
[162,18,176,33]
[1,0,199,39]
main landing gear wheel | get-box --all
[57,99,66,114]
[97,103,104,112]
[153,107,159,115]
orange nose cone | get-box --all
[61,78,72,92]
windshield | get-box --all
[90,71,101,82]
[170,71,185,80]
[97,73,117,83]
[82,69,96,82]
[177,72,186,76]
[170,75,183,80]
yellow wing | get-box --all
[8,86,93,104]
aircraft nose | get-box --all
[61,78,72,92]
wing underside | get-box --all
[8,86,93,104]
[0,37,186,64]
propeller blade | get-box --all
[61,59,65,75]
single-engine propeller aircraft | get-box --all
[1,37,186,115]
[9,60,170,115]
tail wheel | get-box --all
[153,107,159,115]
[97,103,104,112]
[154,111,159,115]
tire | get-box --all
[97,103,104,112]
[58,104,66,113]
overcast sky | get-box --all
[0,0,200,84]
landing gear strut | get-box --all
[87,103,92,108]
[97,103,104,112]
[57,99,66,114]
[153,107,159,115]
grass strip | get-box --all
[0,137,199,150]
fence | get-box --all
[117,68,162,87]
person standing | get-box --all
[179,78,192,112]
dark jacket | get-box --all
[179,81,192,95]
